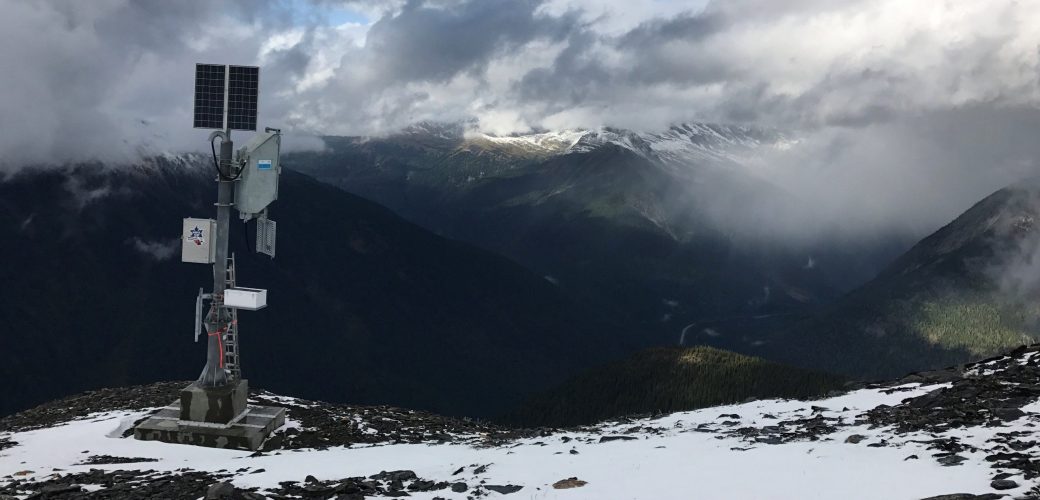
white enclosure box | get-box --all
[182,218,217,264]
[224,287,267,311]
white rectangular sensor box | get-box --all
[182,218,217,264]
[224,287,268,311]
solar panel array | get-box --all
[193,64,226,129]
[227,65,259,131]
[193,64,260,130]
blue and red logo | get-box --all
[188,226,205,246]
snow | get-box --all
[965,351,1039,377]
[472,130,589,153]
[2,382,1033,499]
[570,124,793,169]
[458,123,793,170]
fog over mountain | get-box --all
[2,0,1039,242]
[10,5,1040,496]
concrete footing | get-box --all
[133,380,285,451]
[179,379,249,423]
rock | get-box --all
[305,475,320,483]
[39,484,82,494]
[370,470,418,482]
[0,439,17,452]
[992,408,1025,421]
[919,495,1004,500]
[485,484,523,494]
[989,479,1018,490]
[553,477,588,489]
[260,433,284,451]
[937,455,968,466]
[408,480,437,491]
[392,470,417,482]
[451,482,468,492]
[845,434,866,444]
[206,482,235,499]
[599,436,637,443]
[904,455,919,460]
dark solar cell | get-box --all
[193,64,226,129]
[227,65,259,131]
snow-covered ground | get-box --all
[1,381,1034,499]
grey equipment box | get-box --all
[235,131,280,218]
[182,218,217,264]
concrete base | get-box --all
[133,403,285,451]
[180,379,249,424]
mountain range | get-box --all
[769,178,1040,379]
[4,121,1039,430]
[288,122,911,359]
[0,158,634,418]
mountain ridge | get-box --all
[0,158,636,418]
[768,177,1040,380]
[290,124,910,363]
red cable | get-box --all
[208,325,227,368]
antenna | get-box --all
[135,63,286,451]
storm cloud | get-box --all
[2,0,1040,237]
[5,0,1038,149]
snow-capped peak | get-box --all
[462,129,589,156]
[573,123,794,167]
[456,123,794,168]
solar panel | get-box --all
[227,65,259,131]
[193,64,226,129]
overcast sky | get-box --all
[3,0,1040,235]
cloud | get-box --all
[0,1,321,168]
[6,0,1038,151]
[128,237,180,261]
[743,106,1040,239]
[2,0,1040,242]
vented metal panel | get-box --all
[256,217,276,258]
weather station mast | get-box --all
[134,64,286,451]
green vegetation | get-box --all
[769,180,1040,380]
[503,346,846,428]
[912,297,1034,355]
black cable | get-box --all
[210,135,226,179]
[210,134,244,181]
[239,216,251,253]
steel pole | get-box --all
[198,135,234,388]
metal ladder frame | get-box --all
[223,254,241,381]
